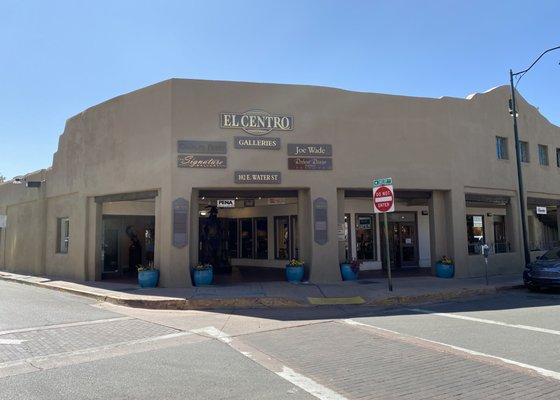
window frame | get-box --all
[496,136,508,160]
[519,141,530,163]
[466,214,485,255]
[538,144,549,166]
[56,217,70,254]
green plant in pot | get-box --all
[192,263,213,286]
[435,255,454,278]
[340,258,361,281]
[136,262,159,288]
[286,258,305,283]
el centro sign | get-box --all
[220,110,293,136]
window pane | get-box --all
[520,141,529,163]
[240,218,253,258]
[255,217,268,259]
[539,145,549,165]
[275,216,289,260]
[556,148,560,168]
[493,215,509,253]
[356,214,376,260]
[496,137,508,160]
[227,219,238,258]
[466,215,485,254]
[57,217,70,254]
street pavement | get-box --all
[1,280,560,399]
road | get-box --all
[1,280,560,399]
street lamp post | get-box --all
[509,45,560,266]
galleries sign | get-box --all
[220,110,293,136]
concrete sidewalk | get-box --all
[0,270,524,310]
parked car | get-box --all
[524,247,560,290]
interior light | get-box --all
[199,211,208,216]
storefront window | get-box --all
[493,215,509,253]
[227,219,238,258]
[275,216,290,260]
[57,217,70,254]
[240,218,253,258]
[466,215,485,254]
[255,217,268,259]
[355,214,376,260]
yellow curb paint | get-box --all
[308,296,365,305]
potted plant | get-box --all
[435,256,454,278]
[340,258,361,281]
[136,262,159,288]
[192,263,213,286]
[285,258,305,283]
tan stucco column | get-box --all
[447,188,469,277]
[506,195,523,265]
[428,190,449,272]
[337,189,346,263]
[158,186,192,287]
[297,189,312,279]
[86,197,102,281]
[308,187,342,283]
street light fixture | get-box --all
[509,45,560,266]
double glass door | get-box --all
[380,212,418,268]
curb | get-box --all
[0,273,525,311]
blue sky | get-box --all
[0,0,558,179]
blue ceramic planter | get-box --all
[435,262,454,278]
[285,265,304,283]
[193,267,213,286]
[138,269,159,288]
[340,263,358,281]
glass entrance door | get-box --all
[380,212,418,269]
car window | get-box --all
[540,248,560,260]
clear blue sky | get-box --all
[1,0,558,179]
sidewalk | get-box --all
[0,270,524,310]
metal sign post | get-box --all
[373,177,395,292]
[482,244,490,285]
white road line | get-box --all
[0,316,133,336]
[0,331,193,371]
[277,366,347,400]
[408,308,560,336]
[342,319,560,381]
[191,326,348,400]
[0,339,26,345]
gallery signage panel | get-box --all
[172,198,188,248]
[288,157,332,170]
[177,140,227,154]
[234,171,281,184]
[234,136,281,150]
[220,110,293,136]
[313,197,328,245]
[177,155,227,168]
[287,144,332,157]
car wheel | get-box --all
[526,283,540,292]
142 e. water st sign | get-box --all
[220,110,293,136]
[234,171,281,184]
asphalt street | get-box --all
[1,280,560,399]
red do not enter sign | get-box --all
[373,185,394,213]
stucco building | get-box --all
[0,79,559,287]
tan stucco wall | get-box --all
[1,78,559,286]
